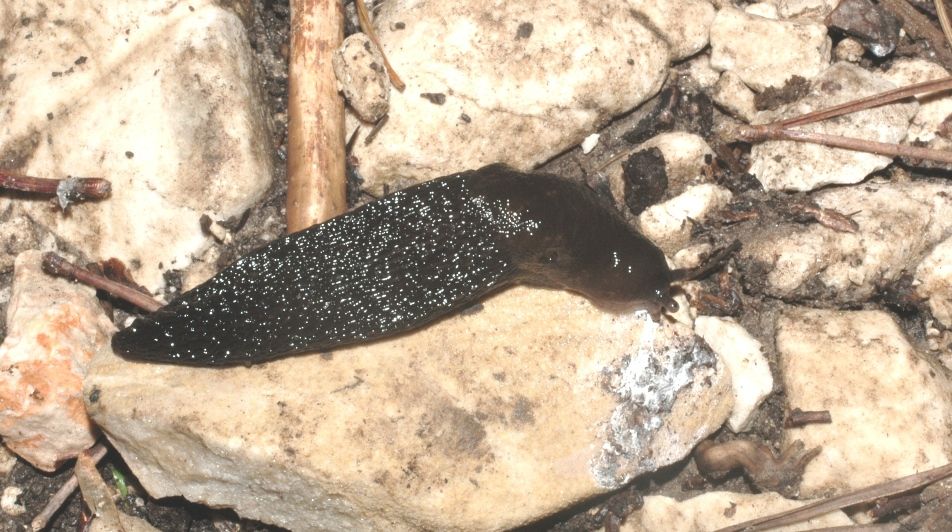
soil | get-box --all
[1,0,949,531]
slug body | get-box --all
[112,164,677,366]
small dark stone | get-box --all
[516,22,534,40]
[393,21,406,30]
[420,92,446,105]
[826,0,901,57]
[622,148,668,215]
[74,56,87,65]
[46,112,53,120]
[459,113,471,123]
[755,76,811,110]
[125,151,134,159]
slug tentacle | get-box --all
[113,164,677,366]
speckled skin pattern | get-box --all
[112,164,676,366]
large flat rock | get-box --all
[86,287,732,531]
[0,0,272,290]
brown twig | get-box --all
[713,462,952,532]
[0,170,111,209]
[785,408,833,428]
[287,0,347,232]
[41,252,163,312]
[30,443,108,532]
[355,0,405,91]
[881,0,952,69]
[935,0,952,50]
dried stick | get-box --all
[30,443,108,532]
[287,0,347,233]
[936,0,952,50]
[712,462,952,532]
[41,252,164,312]
[355,0,405,90]
[0,170,111,209]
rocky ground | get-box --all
[2,0,952,530]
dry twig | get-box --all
[41,252,163,312]
[30,443,108,532]
[0,170,111,209]
[287,0,348,232]
[355,0,405,91]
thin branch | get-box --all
[30,443,108,532]
[41,252,163,312]
[0,170,111,209]
[936,0,952,51]
[713,462,952,532]
[732,125,952,164]
[881,0,952,69]
[355,0,405,91]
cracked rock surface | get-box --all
[86,287,732,531]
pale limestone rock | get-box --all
[778,0,836,19]
[86,287,732,531]
[333,33,390,123]
[0,0,272,291]
[621,492,854,531]
[749,63,916,191]
[682,54,721,89]
[349,0,670,195]
[744,2,779,18]
[0,486,25,516]
[638,184,733,254]
[916,236,952,328]
[741,180,952,302]
[0,251,114,471]
[581,133,600,154]
[672,242,714,270]
[834,37,865,63]
[694,316,773,432]
[712,71,758,121]
[0,209,44,274]
[0,445,16,476]
[637,132,715,189]
[884,58,952,144]
[777,309,952,497]
[710,7,831,92]
[626,0,716,60]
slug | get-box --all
[112,163,681,366]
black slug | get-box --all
[112,163,680,366]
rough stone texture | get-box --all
[348,0,670,195]
[709,7,831,92]
[778,0,837,19]
[712,71,758,121]
[621,492,854,531]
[741,180,952,303]
[777,309,952,497]
[625,0,716,60]
[694,316,772,432]
[638,132,714,190]
[86,287,732,531]
[883,58,952,145]
[834,37,865,63]
[744,2,780,19]
[0,251,114,471]
[0,0,273,291]
[333,33,390,123]
[749,63,917,191]
[917,236,952,329]
[638,184,732,255]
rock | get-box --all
[694,317,773,432]
[0,0,273,291]
[778,0,837,19]
[0,445,16,477]
[621,491,854,531]
[0,486,24,517]
[740,180,952,303]
[884,58,952,144]
[682,54,721,89]
[638,184,733,254]
[637,132,715,189]
[712,71,758,121]
[0,209,44,275]
[349,0,670,195]
[0,251,114,472]
[916,236,952,328]
[709,7,831,92]
[626,0,716,60]
[581,133,600,154]
[777,309,952,497]
[748,62,917,191]
[86,287,732,531]
[744,2,779,19]
[833,37,866,63]
[333,33,390,123]
[826,0,901,57]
